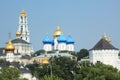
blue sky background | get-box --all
[0,0,120,51]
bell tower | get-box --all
[18,10,30,43]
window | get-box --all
[21,26,23,33]
[21,17,23,23]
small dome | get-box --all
[102,33,107,40]
[20,10,26,17]
[16,30,21,37]
[66,35,75,44]
[102,33,111,43]
[42,58,49,64]
[57,34,66,43]
[5,40,15,52]
[43,35,53,44]
[53,26,63,37]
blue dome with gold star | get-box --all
[43,35,53,44]
[57,34,66,43]
[66,35,74,44]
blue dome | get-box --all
[66,35,75,44]
[57,34,66,43]
[43,35,53,44]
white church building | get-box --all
[11,10,34,56]
[89,34,120,70]
[42,27,75,52]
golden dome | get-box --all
[107,37,111,43]
[102,33,111,43]
[53,26,63,37]
[16,30,21,37]
[5,40,15,50]
[42,58,49,64]
[102,33,107,40]
[20,10,26,17]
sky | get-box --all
[0,0,120,52]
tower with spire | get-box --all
[9,10,34,56]
[89,33,120,69]
[18,10,30,43]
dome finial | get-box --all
[20,9,26,17]
[8,32,11,40]
[102,33,107,40]
[107,37,111,43]
[102,33,111,43]
[57,26,60,29]
[53,26,63,38]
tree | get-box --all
[0,59,6,63]
[46,57,78,80]
[26,62,39,75]
[41,75,63,80]
[0,67,28,80]
[33,49,45,56]
[77,49,89,60]
[26,56,78,80]
[75,62,120,80]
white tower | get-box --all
[53,26,63,50]
[18,10,30,43]
[89,34,119,68]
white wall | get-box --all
[89,49,120,69]
[43,44,52,51]
[58,43,66,51]
[67,44,74,51]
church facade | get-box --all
[42,27,75,52]
[32,27,76,64]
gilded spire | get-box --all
[102,33,107,40]
[20,10,26,17]
[107,37,111,43]
[53,26,63,38]
[102,33,111,43]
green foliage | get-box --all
[47,51,55,53]
[59,50,68,53]
[18,78,28,80]
[77,49,89,60]
[76,62,120,80]
[26,57,78,80]
[26,62,39,75]
[41,75,63,80]
[0,67,28,80]
[26,56,120,80]
[0,59,6,63]
[33,49,45,56]
[50,57,78,80]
